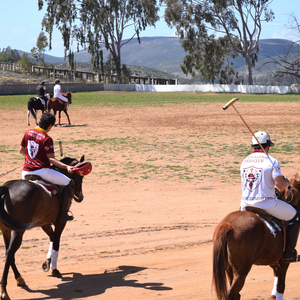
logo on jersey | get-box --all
[242,166,263,192]
[27,140,39,159]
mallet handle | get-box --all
[232,105,276,169]
[0,144,63,178]
[233,106,268,155]
[58,141,63,157]
[0,165,23,178]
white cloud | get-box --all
[10,27,27,35]
[270,28,299,41]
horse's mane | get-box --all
[60,157,78,166]
[291,176,300,190]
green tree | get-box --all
[0,47,20,63]
[31,31,49,68]
[38,0,160,83]
[164,0,274,85]
[19,52,33,72]
[180,33,240,84]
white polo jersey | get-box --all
[240,150,282,209]
[54,84,63,98]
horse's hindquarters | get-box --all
[2,180,60,227]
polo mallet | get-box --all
[58,141,63,157]
[0,142,64,178]
[223,98,276,168]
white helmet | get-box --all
[252,131,274,147]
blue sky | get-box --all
[0,0,299,57]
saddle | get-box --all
[245,205,288,250]
[33,97,45,106]
[24,174,61,199]
[52,97,68,110]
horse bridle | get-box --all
[276,185,293,204]
[283,186,293,204]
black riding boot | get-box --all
[282,222,300,263]
[58,180,74,223]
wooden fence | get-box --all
[0,63,177,85]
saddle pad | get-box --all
[30,180,57,196]
[245,206,283,237]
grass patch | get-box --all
[1,91,300,109]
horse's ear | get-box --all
[80,155,85,162]
[295,173,300,181]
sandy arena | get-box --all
[0,99,300,299]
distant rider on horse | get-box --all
[20,112,74,222]
[37,81,50,109]
[240,131,300,263]
[53,79,68,110]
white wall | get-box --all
[130,83,300,94]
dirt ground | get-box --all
[1,99,300,300]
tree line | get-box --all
[3,0,300,86]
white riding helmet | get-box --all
[252,131,274,147]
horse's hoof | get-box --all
[0,287,9,300]
[16,276,26,287]
[0,292,9,300]
[52,269,62,278]
[42,259,51,272]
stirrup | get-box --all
[59,211,74,223]
[282,249,299,263]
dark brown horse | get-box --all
[0,156,86,300]
[47,92,72,125]
[212,174,300,300]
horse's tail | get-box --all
[212,222,233,300]
[27,98,37,120]
[0,186,30,232]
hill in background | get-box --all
[16,37,295,83]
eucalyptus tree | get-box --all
[19,53,33,72]
[31,31,49,69]
[261,14,300,80]
[181,32,240,84]
[164,0,274,85]
[38,0,160,83]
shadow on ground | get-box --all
[21,265,173,299]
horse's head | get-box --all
[280,173,300,207]
[56,155,86,203]
[65,92,72,104]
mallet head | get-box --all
[223,98,239,110]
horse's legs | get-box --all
[0,230,25,300]
[227,263,252,300]
[226,264,234,286]
[44,222,66,277]
[27,110,30,126]
[58,111,62,126]
[41,225,55,273]
[64,110,71,125]
[1,228,25,288]
[270,263,289,300]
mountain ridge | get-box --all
[17,37,294,79]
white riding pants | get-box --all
[22,168,70,186]
[241,198,297,221]
[58,95,68,102]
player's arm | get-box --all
[274,176,289,191]
[19,146,26,157]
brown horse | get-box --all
[212,174,300,300]
[0,156,86,300]
[47,92,72,125]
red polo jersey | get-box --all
[21,127,54,171]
